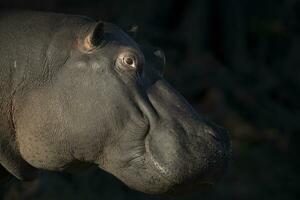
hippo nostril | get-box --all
[199,124,231,160]
[203,126,221,141]
[200,121,229,143]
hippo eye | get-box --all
[121,55,137,69]
[116,50,144,72]
[124,57,134,66]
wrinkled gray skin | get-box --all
[0,11,230,195]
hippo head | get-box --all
[14,21,230,195]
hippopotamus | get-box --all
[0,11,230,195]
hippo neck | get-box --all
[0,11,95,180]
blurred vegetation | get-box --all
[0,0,299,199]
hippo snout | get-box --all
[144,119,230,194]
[125,79,231,194]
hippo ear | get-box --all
[81,22,104,52]
[154,49,166,66]
[0,131,38,181]
[127,25,139,38]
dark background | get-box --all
[0,0,299,199]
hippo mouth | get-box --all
[146,146,214,196]
[108,128,219,195]
[143,134,215,195]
